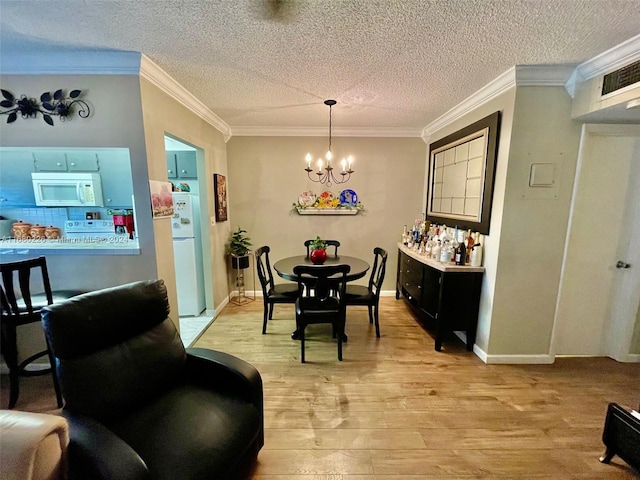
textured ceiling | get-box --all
[1,0,639,133]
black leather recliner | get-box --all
[41,279,263,480]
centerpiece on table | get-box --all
[309,236,328,265]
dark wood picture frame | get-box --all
[426,111,501,235]
[213,173,228,222]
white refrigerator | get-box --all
[172,193,206,316]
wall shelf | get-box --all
[295,208,359,215]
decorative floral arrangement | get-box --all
[292,190,364,213]
[309,236,327,250]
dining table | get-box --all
[273,254,370,283]
[273,254,370,341]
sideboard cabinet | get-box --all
[396,244,484,351]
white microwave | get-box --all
[31,172,104,207]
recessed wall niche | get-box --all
[426,111,500,235]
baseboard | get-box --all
[616,353,640,363]
[475,348,555,364]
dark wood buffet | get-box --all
[396,243,484,351]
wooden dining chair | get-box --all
[304,239,340,257]
[293,264,350,363]
[0,257,65,409]
[255,246,298,334]
[344,247,388,338]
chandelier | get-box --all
[304,99,354,186]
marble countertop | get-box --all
[0,237,140,255]
[398,243,485,273]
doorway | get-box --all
[552,124,640,361]
[164,135,213,346]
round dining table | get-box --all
[273,254,370,342]
[273,255,370,283]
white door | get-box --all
[552,124,640,360]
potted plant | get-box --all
[227,226,252,269]
[309,236,327,265]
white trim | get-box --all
[231,126,423,138]
[480,352,555,364]
[565,34,640,97]
[422,65,575,142]
[139,55,232,141]
[422,67,516,141]
[622,354,640,363]
[0,50,142,75]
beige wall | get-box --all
[426,86,582,358]
[489,87,581,356]
[426,89,516,354]
[139,77,231,318]
[226,136,426,291]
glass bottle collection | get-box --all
[401,219,483,267]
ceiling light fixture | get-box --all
[304,99,354,187]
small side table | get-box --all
[228,253,256,306]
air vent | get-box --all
[602,60,640,96]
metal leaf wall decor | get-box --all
[0,89,91,126]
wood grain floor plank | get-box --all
[4,296,638,479]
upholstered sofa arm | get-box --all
[62,411,151,480]
[0,410,69,480]
[185,348,264,448]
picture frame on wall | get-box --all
[214,173,228,222]
[426,111,500,235]
[149,179,174,219]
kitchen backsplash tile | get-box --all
[0,207,68,229]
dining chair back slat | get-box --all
[255,246,298,334]
[293,263,350,362]
[344,247,388,338]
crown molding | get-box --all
[421,67,515,142]
[230,125,423,137]
[0,50,142,74]
[565,34,640,97]
[421,65,576,143]
[139,55,231,141]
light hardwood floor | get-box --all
[3,296,639,479]
[195,297,640,479]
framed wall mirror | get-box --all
[426,111,500,235]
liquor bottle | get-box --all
[470,232,483,267]
[466,229,474,263]
[455,231,466,265]
[432,240,441,261]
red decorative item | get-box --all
[310,248,327,265]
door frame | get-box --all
[550,123,640,361]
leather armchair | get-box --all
[41,279,263,480]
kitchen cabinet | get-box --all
[98,154,134,207]
[33,151,99,172]
[0,151,37,206]
[166,151,197,179]
[396,244,483,352]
